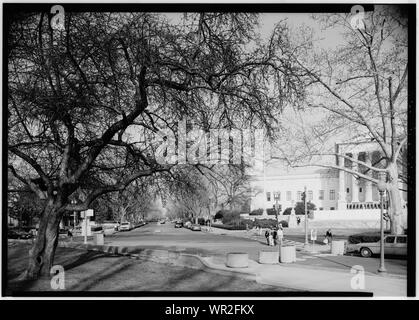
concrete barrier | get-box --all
[94,233,104,245]
[331,240,345,255]
[258,251,279,264]
[226,252,249,268]
[280,245,296,263]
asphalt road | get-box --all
[105,222,268,260]
[105,222,407,276]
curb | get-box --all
[58,241,406,286]
[58,241,258,282]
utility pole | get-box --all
[304,186,308,245]
[377,172,387,273]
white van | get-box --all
[119,222,132,231]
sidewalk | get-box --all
[201,256,406,296]
[59,240,407,296]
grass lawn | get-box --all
[7,242,294,293]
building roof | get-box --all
[249,159,338,178]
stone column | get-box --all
[364,152,373,203]
[337,153,347,210]
[351,152,359,203]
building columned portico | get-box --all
[249,141,407,215]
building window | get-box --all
[297,191,302,201]
[347,188,350,193]
[330,207,335,210]
[274,192,281,201]
[266,192,271,202]
[319,190,324,200]
[329,190,335,200]
[308,190,313,201]
[286,191,291,201]
[359,187,363,192]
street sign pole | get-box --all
[84,214,88,244]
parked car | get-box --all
[20,226,38,235]
[70,225,82,235]
[174,221,183,228]
[347,234,407,257]
[190,224,201,231]
[119,222,132,231]
[91,225,104,234]
[8,229,33,239]
[135,220,146,227]
[59,228,69,235]
[102,221,120,231]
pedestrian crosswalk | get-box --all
[247,234,305,249]
[281,239,305,249]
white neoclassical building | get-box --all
[249,141,407,215]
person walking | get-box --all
[67,229,73,242]
[325,228,333,244]
[268,230,274,246]
[265,228,270,245]
[272,228,278,246]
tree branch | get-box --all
[291,163,379,184]
[64,165,172,211]
[310,153,387,173]
[9,147,51,188]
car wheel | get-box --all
[360,247,372,258]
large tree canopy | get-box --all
[7,11,304,278]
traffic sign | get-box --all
[81,209,94,218]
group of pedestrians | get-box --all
[264,225,284,246]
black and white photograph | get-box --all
[2,1,415,300]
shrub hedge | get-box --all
[249,208,263,215]
[283,201,317,215]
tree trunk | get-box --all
[387,162,405,235]
[22,199,63,280]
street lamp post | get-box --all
[304,186,308,245]
[274,192,279,229]
[377,171,387,273]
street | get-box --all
[104,222,407,276]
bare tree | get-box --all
[7,11,303,279]
[276,6,408,234]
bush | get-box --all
[197,218,206,225]
[221,210,241,224]
[212,224,246,230]
[214,211,224,220]
[211,218,255,231]
[283,201,316,215]
[278,220,288,228]
[252,219,278,229]
[249,208,263,216]
[266,208,277,215]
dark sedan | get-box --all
[8,229,33,239]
